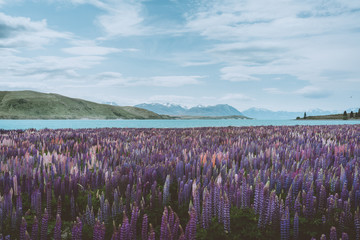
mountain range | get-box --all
[242,108,359,120]
[0,91,166,119]
[134,103,359,120]
[135,103,246,117]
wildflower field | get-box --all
[0,125,359,239]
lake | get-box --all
[0,119,359,130]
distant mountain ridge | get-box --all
[0,91,166,119]
[135,103,246,117]
[242,107,355,120]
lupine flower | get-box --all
[141,214,148,240]
[40,208,49,240]
[163,175,171,206]
[342,232,349,240]
[93,219,105,240]
[185,208,196,240]
[72,217,82,240]
[293,212,299,240]
[355,209,360,240]
[160,207,169,240]
[56,196,62,217]
[120,214,129,240]
[31,216,39,240]
[19,217,27,240]
[329,226,337,240]
[223,194,230,233]
[53,214,61,240]
[1,125,360,239]
[46,183,52,218]
[148,224,155,240]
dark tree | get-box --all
[343,111,348,120]
[350,111,354,118]
[304,112,307,119]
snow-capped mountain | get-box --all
[134,103,245,117]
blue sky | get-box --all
[0,0,359,111]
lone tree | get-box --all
[304,112,307,119]
[343,111,348,120]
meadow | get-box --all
[0,125,359,239]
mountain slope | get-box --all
[135,103,186,116]
[135,103,246,117]
[0,91,166,119]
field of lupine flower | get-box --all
[0,125,359,240]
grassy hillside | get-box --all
[0,91,167,119]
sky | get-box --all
[0,0,359,111]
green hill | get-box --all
[0,91,167,119]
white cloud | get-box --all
[184,0,360,88]
[0,12,71,48]
[62,46,137,56]
[94,73,203,87]
[149,76,202,87]
[96,3,146,37]
[220,66,260,82]
[263,88,284,94]
[295,86,332,99]
[220,93,254,101]
[66,0,148,37]
[148,95,195,105]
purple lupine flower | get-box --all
[31,216,39,240]
[129,205,139,240]
[341,232,349,240]
[72,217,82,240]
[148,224,155,240]
[40,208,49,240]
[293,212,299,240]
[53,214,61,240]
[25,231,31,240]
[202,192,209,229]
[93,219,106,240]
[56,196,61,217]
[163,175,171,206]
[160,207,169,240]
[305,185,314,219]
[320,234,327,240]
[103,199,110,224]
[193,189,201,225]
[223,194,230,233]
[142,214,148,240]
[355,209,360,240]
[46,183,52,218]
[20,217,27,240]
[280,213,289,240]
[185,208,196,240]
[172,214,180,240]
[120,214,129,240]
[258,181,269,229]
[329,226,337,240]
[111,224,120,240]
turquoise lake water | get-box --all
[0,119,359,130]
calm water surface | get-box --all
[0,119,359,130]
